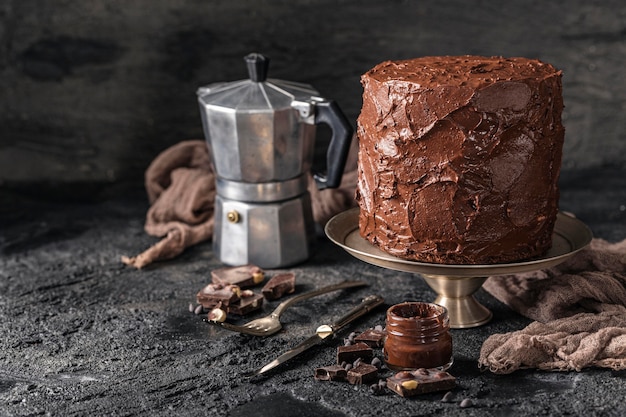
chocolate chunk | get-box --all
[227,293,264,315]
[347,363,378,385]
[336,342,373,364]
[261,273,296,300]
[354,328,386,348]
[314,365,347,381]
[196,283,240,308]
[386,368,456,397]
[211,265,264,288]
[369,378,388,395]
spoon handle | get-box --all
[272,280,367,317]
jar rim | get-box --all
[387,302,448,322]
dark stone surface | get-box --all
[1,167,626,416]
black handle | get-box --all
[314,100,353,189]
[245,53,269,82]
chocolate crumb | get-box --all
[441,391,454,403]
[459,398,473,408]
[314,365,347,382]
[369,379,388,396]
[371,357,382,369]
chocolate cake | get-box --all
[356,56,564,264]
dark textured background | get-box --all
[1,1,626,416]
[1,0,625,193]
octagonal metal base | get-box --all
[214,194,315,269]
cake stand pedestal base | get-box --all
[325,208,592,329]
[422,274,491,328]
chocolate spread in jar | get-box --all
[384,302,453,371]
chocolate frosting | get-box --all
[356,56,564,264]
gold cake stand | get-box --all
[325,208,593,329]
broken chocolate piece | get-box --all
[227,293,264,315]
[211,265,264,288]
[386,368,456,397]
[196,283,240,308]
[337,342,373,364]
[347,363,378,385]
[262,273,296,300]
[354,328,386,348]
[314,365,347,381]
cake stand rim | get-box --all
[324,208,593,277]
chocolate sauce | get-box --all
[383,302,453,371]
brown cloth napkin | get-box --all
[479,238,626,373]
[121,139,358,269]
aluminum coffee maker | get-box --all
[197,53,352,268]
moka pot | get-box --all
[197,53,352,268]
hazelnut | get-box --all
[414,368,429,375]
[401,380,419,390]
[395,371,413,379]
[230,285,242,298]
[252,270,265,284]
[207,308,227,323]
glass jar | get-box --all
[383,302,453,371]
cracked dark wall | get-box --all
[0,0,625,196]
[18,37,122,82]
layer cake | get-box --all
[356,56,564,264]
